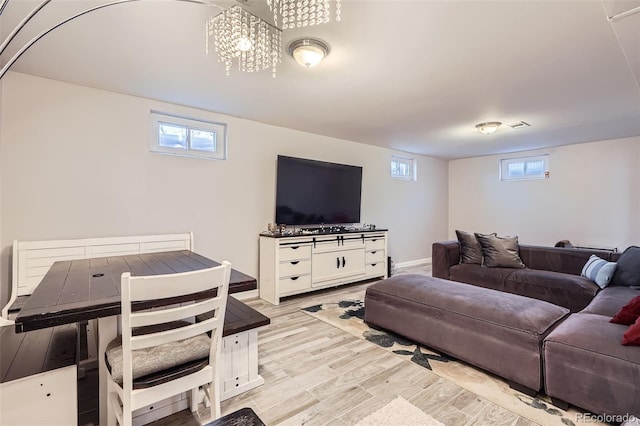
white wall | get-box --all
[0,72,449,306]
[448,137,640,251]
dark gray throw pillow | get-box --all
[455,230,483,264]
[611,246,640,287]
[475,233,526,268]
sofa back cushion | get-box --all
[455,230,484,264]
[518,245,615,275]
[475,233,526,268]
[581,255,618,289]
[611,246,640,287]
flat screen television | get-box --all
[275,155,362,226]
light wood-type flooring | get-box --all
[143,264,539,426]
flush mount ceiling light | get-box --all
[475,121,502,135]
[288,38,330,68]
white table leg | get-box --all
[98,316,118,426]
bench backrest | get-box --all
[2,232,193,319]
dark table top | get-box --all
[14,250,269,335]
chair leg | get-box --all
[106,387,117,426]
[190,387,199,412]
[211,383,221,419]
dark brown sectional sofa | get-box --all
[432,241,621,312]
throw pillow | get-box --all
[455,230,484,264]
[581,254,618,289]
[611,246,640,287]
[622,316,640,346]
[475,233,526,269]
[611,295,640,325]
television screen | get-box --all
[275,155,362,226]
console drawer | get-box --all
[366,250,385,263]
[366,262,386,277]
[279,275,311,295]
[279,260,311,278]
[279,244,311,262]
[365,238,385,251]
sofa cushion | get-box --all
[611,246,640,287]
[449,264,513,292]
[544,313,640,416]
[455,230,484,264]
[518,245,614,275]
[504,269,598,312]
[475,233,525,268]
[623,317,640,346]
[105,333,210,386]
[582,286,640,317]
[581,254,617,289]
[611,295,640,326]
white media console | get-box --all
[259,230,388,305]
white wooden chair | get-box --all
[105,262,230,426]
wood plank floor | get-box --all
[79,265,539,425]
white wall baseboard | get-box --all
[395,258,432,269]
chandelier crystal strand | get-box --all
[267,0,340,30]
[209,5,282,76]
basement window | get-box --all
[500,154,549,181]
[391,155,416,181]
[150,111,227,160]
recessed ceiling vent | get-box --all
[508,121,531,129]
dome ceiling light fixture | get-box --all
[475,121,502,135]
[288,38,330,68]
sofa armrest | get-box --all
[432,240,460,279]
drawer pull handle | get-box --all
[371,263,377,266]
[290,261,300,265]
[371,251,377,254]
[336,257,340,268]
[290,276,300,281]
[291,246,299,249]
[342,256,346,267]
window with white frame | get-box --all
[150,111,227,160]
[391,155,416,180]
[500,154,549,181]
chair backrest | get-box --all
[120,261,230,393]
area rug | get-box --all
[302,299,606,426]
[354,396,444,426]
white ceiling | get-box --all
[1,0,639,160]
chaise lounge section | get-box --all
[364,273,569,394]
[365,262,640,418]
[543,285,640,417]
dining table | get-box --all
[14,250,269,426]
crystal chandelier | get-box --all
[267,0,341,29]
[206,5,282,77]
